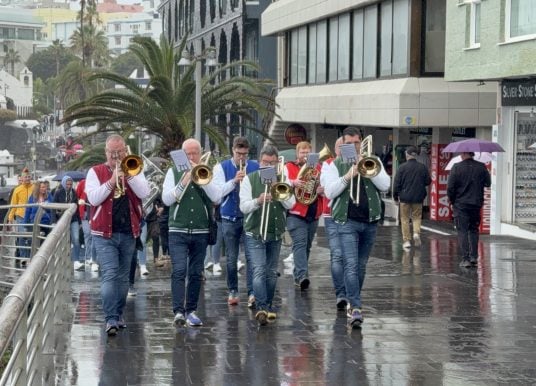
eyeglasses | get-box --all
[235,151,249,157]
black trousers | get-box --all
[454,208,481,261]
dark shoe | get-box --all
[106,321,118,336]
[299,278,310,291]
[459,259,471,268]
[174,312,186,327]
[336,298,348,311]
[255,310,268,326]
[470,257,478,265]
[117,318,126,329]
[348,308,363,329]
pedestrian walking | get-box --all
[393,145,431,249]
[447,152,491,268]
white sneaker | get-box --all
[74,261,85,271]
[237,260,245,271]
[284,253,294,264]
[204,261,214,270]
[91,263,99,272]
[403,241,412,250]
[140,264,149,276]
[213,263,222,273]
[413,233,421,247]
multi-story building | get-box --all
[158,0,277,153]
[261,0,497,220]
[445,0,536,240]
[107,11,162,55]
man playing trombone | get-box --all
[86,134,150,336]
[239,145,295,326]
[321,127,390,329]
[212,137,259,307]
[162,138,222,328]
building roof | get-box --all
[0,6,43,26]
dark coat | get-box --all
[393,159,431,203]
[447,158,491,211]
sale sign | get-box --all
[479,163,491,234]
[430,144,452,221]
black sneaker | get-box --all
[348,308,364,329]
[470,257,478,266]
[106,321,118,336]
[336,298,347,311]
[459,259,471,268]
[299,278,310,290]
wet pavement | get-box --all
[52,222,536,385]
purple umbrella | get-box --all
[442,138,505,153]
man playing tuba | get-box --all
[162,139,222,328]
[284,141,325,290]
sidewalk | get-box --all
[52,224,536,385]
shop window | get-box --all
[506,0,536,40]
[514,113,536,223]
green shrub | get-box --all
[0,109,17,124]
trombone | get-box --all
[349,135,382,204]
[114,146,143,198]
[173,151,213,202]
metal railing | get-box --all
[0,203,76,386]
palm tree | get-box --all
[62,36,275,155]
[3,49,21,75]
[70,25,109,68]
[50,39,65,76]
[54,60,101,107]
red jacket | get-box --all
[76,179,87,219]
[285,161,323,220]
[89,164,143,238]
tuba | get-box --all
[294,144,333,205]
[349,135,382,204]
[141,154,165,212]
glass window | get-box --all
[352,9,364,80]
[308,24,317,84]
[316,20,327,84]
[509,0,536,38]
[146,21,152,31]
[380,0,393,77]
[338,13,350,81]
[115,36,121,45]
[392,0,409,74]
[290,29,298,85]
[17,28,35,40]
[422,0,445,74]
[363,5,378,79]
[115,24,121,32]
[298,26,307,85]
[329,17,338,82]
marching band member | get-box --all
[321,127,390,328]
[86,134,150,336]
[284,141,324,290]
[239,145,295,326]
[212,137,259,307]
[162,139,222,328]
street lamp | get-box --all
[178,47,218,142]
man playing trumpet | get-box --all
[213,137,259,307]
[86,134,150,336]
[239,145,295,326]
[162,138,222,328]
[321,127,390,329]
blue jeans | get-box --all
[93,233,135,323]
[15,216,29,258]
[81,220,96,263]
[70,221,81,262]
[325,217,346,300]
[337,219,378,309]
[246,235,282,311]
[204,220,223,265]
[222,218,253,296]
[169,232,208,315]
[137,223,147,266]
[287,216,318,282]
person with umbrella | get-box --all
[447,152,491,268]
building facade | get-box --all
[158,0,277,154]
[107,12,162,56]
[445,0,536,240]
[261,0,497,220]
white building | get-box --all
[107,11,162,55]
[0,67,33,117]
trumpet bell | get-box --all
[191,165,212,185]
[357,156,381,178]
[271,183,293,201]
[121,155,143,177]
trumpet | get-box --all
[114,147,143,198]
[349,135,381,204]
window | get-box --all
[115,36,121,45]
[392,0,409,74]
[328,17,338,82]
[308,24,317,84]
[297,26,307,85]
[352,9,364,80]
[145,21,152,31]
[363,5,378,78]
[338,14,350,81]
[422,0,445,74]
[133,24,139,34]
[316,20,327,84]
[380,1,393,77]
[115,24,121,32]
[507,0,536,40]
[290,29,298,85]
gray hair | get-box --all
[260,144,278,158]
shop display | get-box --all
[515,117,536,223]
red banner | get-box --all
[430,144,452,221]
[479,163,491,234]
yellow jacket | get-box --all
[8,183,33,222]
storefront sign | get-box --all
[410,128,432,135]
[452,127,475,138]
[502,79,536,106]
[430,144,452,221]
[284,124,307,145]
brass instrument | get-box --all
[271,156,293,201]
[114,146,143,198]
[260,182,271,241]
[191,151,213,186]
[141,154,165,212]
[294,144,333,205]
[349,135,382,204]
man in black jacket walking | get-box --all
[393,146,431,249]
[447,152,491,267]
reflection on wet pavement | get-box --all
[53,226,536,385]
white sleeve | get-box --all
[239,175,260,214]
[370,162,391,192]
[86,167,113,206]
[322,161,348,200]
[201,175,223,204]
[162,168,183,206]
[126,172,150,200]
[213,163,236,197]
